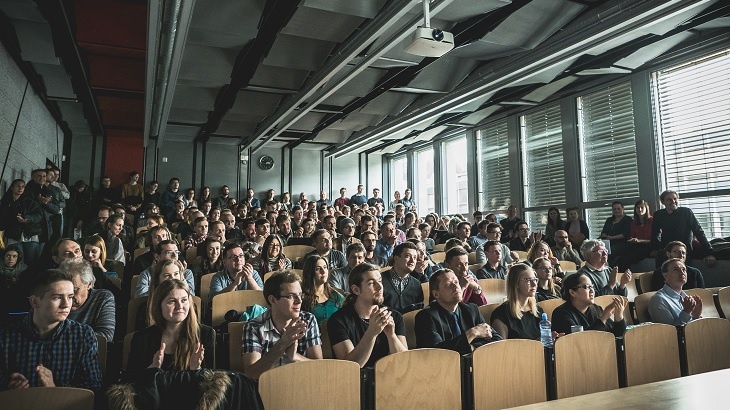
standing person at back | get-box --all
[651,190,715,268]
[500,205,521,244]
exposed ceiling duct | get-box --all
[144,0,196,147]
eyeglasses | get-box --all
[535,266,553,272]
[521,278,539,285]
[575,284,595,290]
[488,230,501,234]
[279,293,303,302]
[270,244,282,248]
[227,254,245,261]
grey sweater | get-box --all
[68,288,116,342]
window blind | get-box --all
[521,103,566,208]
[477,120,511,211]
[578,81,639,202]
[653,49,730,237]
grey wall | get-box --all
[249,147,283,201]
[156,140,195,189]
[367,153,383,192]
[0,43,63,191]
[203,141,240,199]
[68,133,102,188]
[291,145,322,201]
[331,154,360,198]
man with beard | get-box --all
[304,229,347,274]
[327,263,408,367]
[360,230,387,268]
[415,269,501,354]
[209,243,263,299]
[382,242,423,313]
[275,214,293,245]
[551,229,583,266]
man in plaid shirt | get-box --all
[0,269,102,391]
[242,271,322,379]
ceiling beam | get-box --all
[243,0,433,154]
[327,0,717,158]
[194,0,301,144]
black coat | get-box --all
[0,192,42,240]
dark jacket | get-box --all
[0,191,43,240]
[415,301,502,354]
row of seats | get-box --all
[255,318,730,410]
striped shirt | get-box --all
[242,310,320,368]
[0,314,102,391]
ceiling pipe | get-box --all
[244,0,457,154]
[144,0,195,147]
[327,0,715,158]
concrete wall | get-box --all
[203,141,241,199]
[291,145,322,201]
[0,43,63,191]
[331,154,360,199]
[248,146,283,202]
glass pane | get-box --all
[391,156,408,211]
[653,49,730,237]
[415,148,436,214]
[443,137,469,215]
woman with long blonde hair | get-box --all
[128,279,215,371]
[490,264,544,340]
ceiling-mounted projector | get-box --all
[404,27,454,57]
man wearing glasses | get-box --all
[133,240,195,298]
[551,229,583,266]
[242,271,321,379]
[209,243,263,300]
[474,222,517,265]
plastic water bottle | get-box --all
[540,313,553,348]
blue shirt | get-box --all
[649,284,695,326]
[0,314,102,391]
[374,239,395,260]
[209,268,263,300]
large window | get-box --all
[415,148,435,214]
[477,120,511,212]
[390,155,408,209]
[653,49,730,238]
[578,81,640,237]
[443,136,469,215]
[521,103,565,230]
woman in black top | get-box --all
[491,264,543,340]
[128,279,215,371]
[533,257,561,302]
[551,272,627,336]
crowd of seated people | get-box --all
[1,168,726,406]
